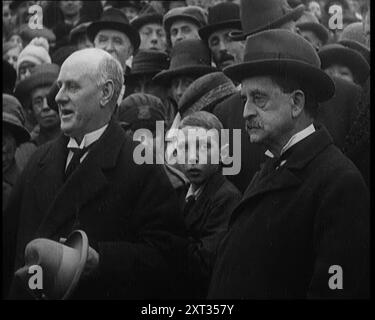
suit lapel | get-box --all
[36,121,127,238]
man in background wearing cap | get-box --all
[131,4,167,53]
[14,64,61,146]
[163,5,207,48]
[208,29,369,299]
[3,48,187,299]
[3,94,31,212]
[199,2,245,70]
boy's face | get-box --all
[3,127,17,173]
[177,125,221,187]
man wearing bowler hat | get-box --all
[87,8,140,73]
[3,48,187,299]
[208,30,369,299]
[198,2,244,70]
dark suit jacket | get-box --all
[3,120,187,299]
[213,92,267,193]
[208,126,369,299]
[183,172,241,298]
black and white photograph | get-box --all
[2,0,370,310]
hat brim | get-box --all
[199,20,242,42]
[15,73,57,103]
[3,119,30,144]
[338,40,371,64]
[297,22,330,44]
[319,47,370,84]
[229,4,305,41]
[164,14,202,33]
[131,14,163,30]
[153,65,217,83]
[223,59,335,102]
[87,21,141,50]
[61,230,89,300]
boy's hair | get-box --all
[179,111,223,132]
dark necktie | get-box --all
[183,195,196,217]
[64,145,92,180]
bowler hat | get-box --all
[338,40,370,64]
[163,5,208,33]
[178,72,237,116]
[318,44,370,85]
[230,0,305,40]
[127,50,170,80]
[3,94,30,144]
[111,0,143,11]
[14,230,89,300]
[198,2,241,42]
[15,63,60,102]
[223,29,335,102]
[87,8,141,50]
[153,39,216,83]
[296,22,330,44]
[130,4,163,30]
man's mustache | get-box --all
[217,51,235,64]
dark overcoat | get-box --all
[3,120,187,299]
[208,126,369,299]
[184,172,241,298]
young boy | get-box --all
[177,111,241,298]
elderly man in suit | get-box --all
[3,48,187,299]
[208,30,369,299]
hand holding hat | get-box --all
[14,230,97,300]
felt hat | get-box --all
[163,5,208,33]
[14,230,89,300]
[69,15,93,44]
[127,50,170,80]
[296,21,330,45]
[224,29,335,102]
[318,43,370,84]
[3,93,30,144]
[178,71,237,116]
[153,39,216,83]
[87,8,141,50]
[230,0,305,40]
[15,63,60,102]
[198,2,241,42]
[118,93,166,132]
[130,4,163,30]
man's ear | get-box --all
[291,90,305,118]
[220,143,230,164]
[100,80,115,107]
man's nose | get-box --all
[243,99,257,119]
[105,39,115,51]
[55,86,67,105]
[41,97,50,111]
[219,41,226,52]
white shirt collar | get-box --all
[265,124,316,158]
[67,124,108,149]
[185,184,203,201]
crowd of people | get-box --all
[2,0,370,300]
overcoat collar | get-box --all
[241,125,333,204]
[35,120,127,238]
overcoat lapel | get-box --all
[36,121,127,238]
